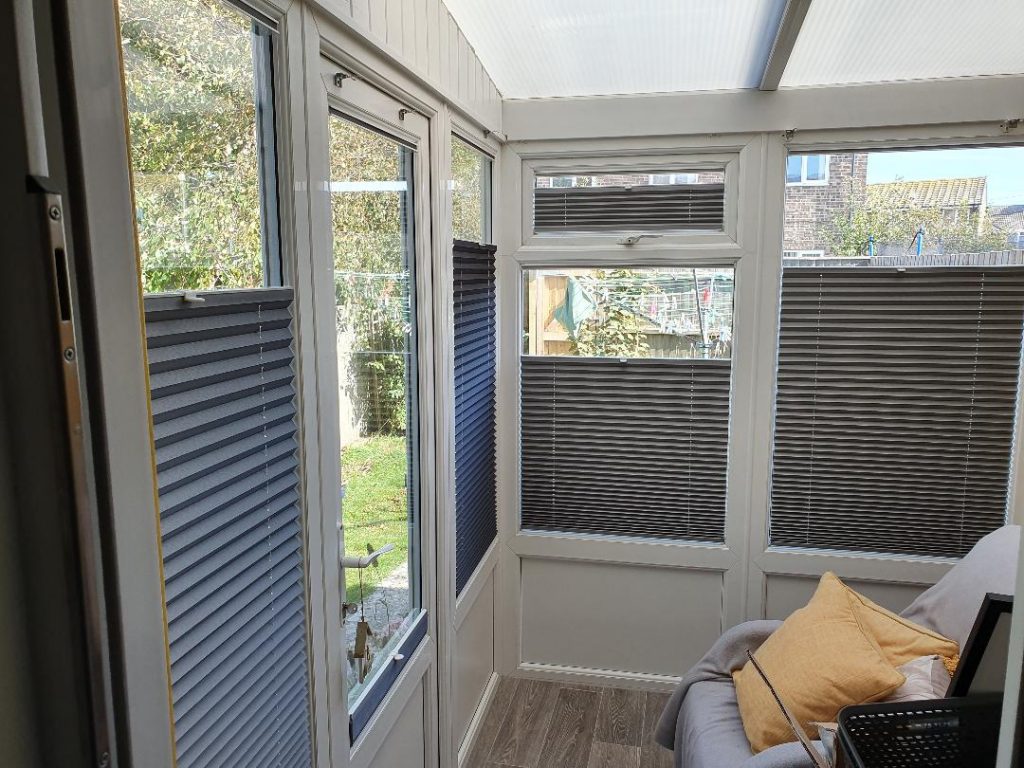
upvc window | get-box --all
[520,267,734,543]
[771,145,1024,559]
[118,1,313,764]
[786,154,829,185]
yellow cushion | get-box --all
[733,573,905,753]
[843,583,959,665]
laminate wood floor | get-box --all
[464,678,673,768]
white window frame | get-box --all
[754,132,1024,626]
[497,126,1024,693]
[786,153,829,186]
[518,148,742,251]
[496,135,765,687]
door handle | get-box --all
[340,543,395,569]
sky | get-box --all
[866,147,1024,206]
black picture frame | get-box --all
[948,592,1014,697]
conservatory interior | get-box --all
[6,0,1024,767]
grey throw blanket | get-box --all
[654,619,781,749]
[653,620,825,768]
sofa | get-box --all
[654,525,1022,768]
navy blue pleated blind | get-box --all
[145,289,312,768]
[770,267,1024,558]
[453,240,498,595]
[520,357,731,542]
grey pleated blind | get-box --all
[534,183,725,233]
[770,267,1024,558]
[520,357,731,541]
[453,241,498,595]
[145,289,311,768]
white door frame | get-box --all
[301,11,442,767]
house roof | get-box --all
[990,204,1024,232]
[868,177,987,208]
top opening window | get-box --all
[786,154,829,185]
[120,0,280,293]
[533,170,725,234]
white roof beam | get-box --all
[759,0,813,91]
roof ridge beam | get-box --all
[760,0,813,91]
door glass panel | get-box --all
[329,113,420,704]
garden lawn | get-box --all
[341,435,411,606]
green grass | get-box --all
[341,435,410,606]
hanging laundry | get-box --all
[553,276,597,335]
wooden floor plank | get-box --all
[537,687,600,768]
[464,676,520,768]
[594,687,644,746]
[487,680,560,768]
[588,741,641,768]
[639,692,673,768]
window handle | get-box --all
[340,543,395,569]
[617,233,663,246]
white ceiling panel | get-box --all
[782,0,1024,87]
[441,0,788,99]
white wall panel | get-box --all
[764,574,927,622]
[454,572,495,746]
[366,680,427,768]
[521,558,724,677]
[320,0,502,131]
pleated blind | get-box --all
[534,183,725,233]
[770,267,1024,558]
[520,357,731,541]
[453,240,498,595]
[145,289,311,768]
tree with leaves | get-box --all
[121,0,264,293]
[822,182,1006,259]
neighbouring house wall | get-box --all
[783,152,867,253]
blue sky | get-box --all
[866,147,1024,206]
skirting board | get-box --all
[457,671,501,767]
[516,662,680,693]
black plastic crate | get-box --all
[837,695,1002,768]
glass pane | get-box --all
[522,268,734,359]
[441,0,789,97]
[329,114,419,703]
[120,0,276,292]
[805,154,825,181]
[785,155,803,183]
[781,0,1024,88]
[783,146,1024,266]
[451,136,491,243]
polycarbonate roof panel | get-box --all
[782,0,1024,87]
[442,0,788,99]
